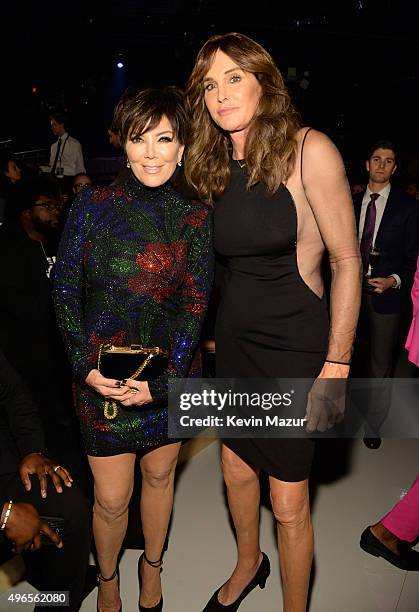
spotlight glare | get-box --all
[117,61,124,69]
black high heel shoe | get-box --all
[97,567,122,612]
[138,552,163,612]
[202,553,270,612]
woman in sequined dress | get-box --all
[54,87,213,612]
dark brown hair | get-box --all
[367,140,398,164]
[113,86,188,148]
[184,32,300,205]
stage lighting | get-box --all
[117,62,124,69]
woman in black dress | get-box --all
[185,33,361,611]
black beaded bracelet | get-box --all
[325,359,351,366]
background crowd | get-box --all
[1,3,419,609]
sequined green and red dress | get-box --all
[53,173,213,456]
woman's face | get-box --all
[125,115,184,188]
[5,161,21,183]
[203,49,262,135]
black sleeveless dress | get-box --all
[214,159,329,481]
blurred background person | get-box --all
[0,348,94,611]
[352,140,419,447]
[360,474,419,570]
[0,178,86,480]
[405,254,419,369]
[0,156,23,225]
[40,111,86,203]
[72,172,92,196]
[405,178,419,200]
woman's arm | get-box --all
[302,130,362,377]
[53,189,95,383]
[148,206,214,401]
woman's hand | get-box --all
[85,369,131,399]
[85,370,153,406]
[305,362,349,432]
[117,379,153,407]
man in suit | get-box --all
[352,140,419,446]
[0,349,92,611]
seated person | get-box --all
[72,173,92,197]
[0,349,92,611]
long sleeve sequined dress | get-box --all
[53,172,213,456]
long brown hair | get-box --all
[185,32,300,205]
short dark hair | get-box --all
[50,111,68,128]
[113,86,188,148]
[19,178,58,213]
[72,172,91,184]
[367,140,398,163]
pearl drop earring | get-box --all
[126,160,131,168]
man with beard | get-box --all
[0,179,86,478]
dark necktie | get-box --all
[360,192,379,275]
[50,137,62,175]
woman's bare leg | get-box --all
[138,442,181,607]
[270,477,313,612]
[216,445,262,605]
[88,453,136,612]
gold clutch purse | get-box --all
[97,343,168,420]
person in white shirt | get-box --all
[46,112,86,178]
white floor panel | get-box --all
[7,439,419,612]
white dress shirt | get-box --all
[358,183,401,288]
[47,132,86,176]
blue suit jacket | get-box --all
[353,187,419,314]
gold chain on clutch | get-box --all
[97,344,167,420]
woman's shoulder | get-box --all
[294,128,343,164]
[295,127,334,149]
[82,184,128,206]
[169,186,212,228]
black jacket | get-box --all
[0,349,46,513]
[353,187,419,314]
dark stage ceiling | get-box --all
[2,0,418,164]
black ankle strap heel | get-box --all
[138,552,163,612]
[97,567,122,612]
[143,552,163,569]
[97,568,118,582]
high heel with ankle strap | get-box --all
[202,553,270,611]
[138,552,163,612]
[97,567,122,612]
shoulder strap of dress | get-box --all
[300,127,312,188]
